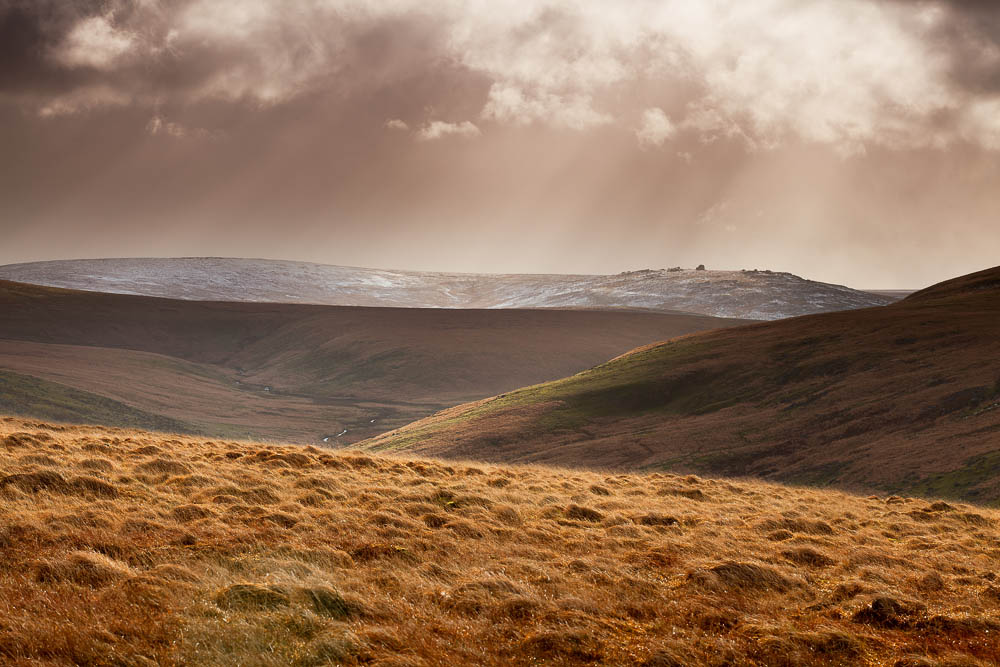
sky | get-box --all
[1,1,999,289]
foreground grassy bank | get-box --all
[1,416,999,665]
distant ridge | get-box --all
[863,289,915,299]
[0,257,894,320]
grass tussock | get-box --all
[2,415,1000,665]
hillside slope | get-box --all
[0,257,895,320]
[3,417,1000,666]
[361,266,1000,503]
[0,281,743,443]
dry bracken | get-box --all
[1,415,1000,666]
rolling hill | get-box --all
[0,280,744,444]
[360,266,1000,503]
[0,257,895,320]
[3,416,1000,666]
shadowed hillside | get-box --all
[361,266,1000,503]
[2,416,1000,666]
[0,280,744,443]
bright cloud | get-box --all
[481,84,612,130]
[416,120,482,141]
[636,108,676,148]
[53,14,136,70]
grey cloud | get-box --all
[1,0,999,153]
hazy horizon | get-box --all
[3,1,1000,289]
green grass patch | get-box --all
[904,450,1000,505]
[362,338,750,451]
[781,461,849,487]
[0,370,193,434]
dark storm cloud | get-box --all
[0,0,185,111]
[933,0,1000,94]
[0,1,102,92]
[875,0,1000,94]
[0,0,490,129]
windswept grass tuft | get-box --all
[1,415,1000,665]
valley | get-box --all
[0,280,745,444]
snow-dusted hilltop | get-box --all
[0,258,894,320]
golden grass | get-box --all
[2,415,999,666]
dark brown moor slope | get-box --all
[361,266,1000,503]
[0,280,744,444]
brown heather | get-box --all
[2,416,1000,666]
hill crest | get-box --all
[0,257,894,320]
[360,266,1000,503]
